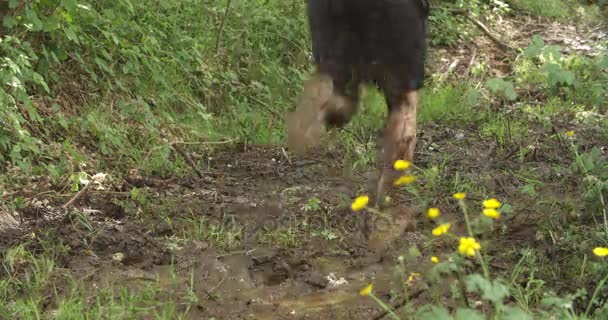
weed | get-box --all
[353,154,608,318]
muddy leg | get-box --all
[375,90,418,207]
[286,68,358,153]
[286,71,333,153]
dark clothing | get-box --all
[306,0,429,106]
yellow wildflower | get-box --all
[431,256,439,264]
[565,131,575,137]
[351,195,369,212]
[483,198,501,209]
[426,207,440,220]
[359,284,373,296]
[483,208,501,219]
[407,272,421,283]
[394,175,417,186]
[453,192,466,200]
[432,223,451,236]
[393,160,412,171]
[593,247,608,257]
[458,237,481,257]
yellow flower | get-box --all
[565,130,575,137]
[458,237,481,257]
[483,208,501,219]
[593,247,608,257]
[351,196,369,211]
[432,223,451,236]
[426,207,440,220]
[431,256,439,264]
[453,192,466,200]
[359,284,373,296]
[393,160,412,171]
[483,198,501,209]
[394,175,417,186]
[407,272,421,283]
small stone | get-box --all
[113,252,125,262]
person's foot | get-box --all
[286,73,333,153]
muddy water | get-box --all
[129,248,407,319]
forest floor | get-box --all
[1,14,607,320]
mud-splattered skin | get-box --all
[287,0,430,206]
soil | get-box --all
[1,145,435,319]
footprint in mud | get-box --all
[366,206,419,253]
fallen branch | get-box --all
[372,288,425,320]
[464,14,516,52]
[62,182,93,209]
[170,143,205,178]
[432,7,517,53]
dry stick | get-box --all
[62,182,93,209]
[281,147,293,165]
[439,7,516,53]
[464,14,516,53]
[465,45,478,76]
[215,0,233,54]
[170,143,205,179]
[248,95,283,121]
[371,289,425,320]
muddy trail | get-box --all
[2,144,424,319]
[3,113,605,319]
[1,16,607,320]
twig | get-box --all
[248,95,283,121]
[62,182,93,209]
[465,45,478,76]
[170,143,204,178]
[281,147,293,165]
[438,7,516,52]
[464,14,515,52]
[215,0,233,55]
[173,139,237,146]
[371,289,424,320]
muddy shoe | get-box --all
[286,74,334,153]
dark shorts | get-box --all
[306,0,428,105]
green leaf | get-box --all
[3,16,18,29]
[504,85,517,101]
[498,306,533,320]
[499,203,514,214]
[43,13,62,32]
[63,26,79,43]
[520,184,537,197]
[599,54,608,69]
[485,78,517,101]
[415,305,453,320]
[61,0,77,12]
[466,89,481,106]
[523,35,544,59]
[465,274,510,306]
[9,0,19,9]
[455,308,485,320]
[25,7,44,31]
[543,45,563,63]
[544,63,575,87]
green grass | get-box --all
[511,0,572,19]
[1,239,194,319]
[419,83,478,126]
